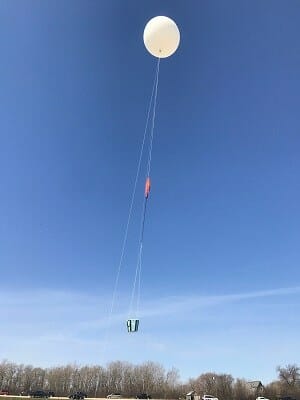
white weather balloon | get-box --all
[143,16,180,58]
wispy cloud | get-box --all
[1,285,299,329]
[118,285,300,320]
[0,285,299,381]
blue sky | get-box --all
[0,0,300,384]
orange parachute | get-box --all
[144,177,151,199]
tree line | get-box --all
[0,360,299,399]
[187,365,300,400]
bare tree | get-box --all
[264,381,281,399]
[189,372,218,397]
[233,379,252,400]
[277,364,300,387]
[3,358,300,400]
[164,367,181,398]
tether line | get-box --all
[129,57,161,318]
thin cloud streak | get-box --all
[0,285,299,373]
[139,285,300,317]
[0,286,299,331]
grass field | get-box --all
[0,397,136,400]
[0,397,99,400]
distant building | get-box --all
[247,381,264,396]
[186,391,201,400]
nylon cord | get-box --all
[103,59,159,352]
[129,57,161,318]
[146,58,160,177]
